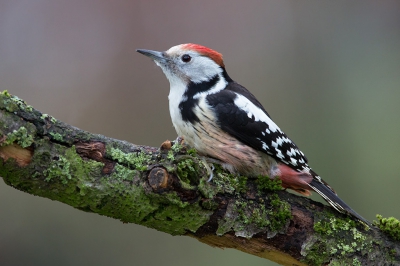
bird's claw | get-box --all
[200,157,224,182]
[207,165,215,182]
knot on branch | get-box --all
[148,167,170,191]
[75,141,115,174]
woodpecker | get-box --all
[137,43,369,225]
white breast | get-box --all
[169,95,277,177]
[168,91,215,150]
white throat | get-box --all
[167,78,187,131]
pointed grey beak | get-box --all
[136,49,167,63]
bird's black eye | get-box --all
[181,54,191,63]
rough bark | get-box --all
[0,91,399,266]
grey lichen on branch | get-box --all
[0,90,399,266]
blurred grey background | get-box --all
[1,1,400,265]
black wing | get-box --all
[206,83,309,173]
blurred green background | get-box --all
[1,1,400,265]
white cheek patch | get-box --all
[233,94,281,133]
[165,46,223,85]
[187,56,223,84]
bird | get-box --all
[137,43,369,225]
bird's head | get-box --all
[137,44,226,86]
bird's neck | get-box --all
[167,72,228,126]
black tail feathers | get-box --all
[308,178,370,226]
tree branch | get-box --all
[0,91,399,265]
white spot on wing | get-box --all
[276,137,283,146]
[271,141,278,148]
[275,148,284,159]
[234,93,281,133]
[261,141,269,150]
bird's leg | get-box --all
[172,136,221,182]
[172,136,185,146]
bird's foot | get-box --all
[160,136,185,151]
[172,136,185,146]
[160,137,221,182]
[199,157,227,182]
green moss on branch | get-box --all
[374,214,400,241]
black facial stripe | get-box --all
[179,74,220,123]
[187,74,220,97]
